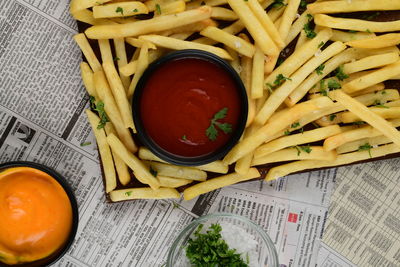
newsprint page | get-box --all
[1,0,399,266]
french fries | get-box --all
[73,0,400,201]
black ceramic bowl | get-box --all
[0,161,79,267]
[132,49,248,166]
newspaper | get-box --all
[317,160,400,267]
[1,0,397,267]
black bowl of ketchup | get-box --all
[132,49,248,166]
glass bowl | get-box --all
[167,213,279,267]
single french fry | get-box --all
[332,90,400,147]
[86,110,116,193]
[138,147,229,173]
[80,62,97,98]
[107,134,160,189]
[85,6,212,39]
[337,136,392,154]
[128,44,149,98]
[265,143,400,181]
[226,46,241,74]
[73,33,102,72]
[343,52,399,75]
[200,26,255,57]
[345,33,400,49]
[255,125,341,158]
[153,1,186,17]
[278,0,300,41]
[314,14,400,33]
[331,29,376,43]
[343,60,400,93]
[93,71,138,153]
[308,0,400,14]
[227,0,279,56]
[139,35,232,60]
[183,168,260,200]
[114,38,131,90]
[193,20,244,45]
[253,146,336,165]
[110,188,180,201]
[98,39,113,63]
[347,83,385,97]
[285,11,309,45]
[119,60,137,76]
[255,41,345,125]
[251,47,264,99]
[247,0,284,48]
[223,97,333,164]
[70,0,113,14]
[102,62,135,130]
[93,2,148,18]
[71,9,115,25]
[158,176,193,188]
[239,34,256,127]
[104,123,131,185]
[146,161,207,181]
[211,7,237,21]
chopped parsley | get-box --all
[182,135,187,141]
[89,95,96,110]
[366,29,372,33]
[291,122,300,128]
[334,65,349,81]
[93,101,109,129]
[329,114,337,121]
[80,142,92,147]
[353,121,366,125]
[328,79,341,90]
[381,90,387,95]
[133,8,138,12]
[304,14,316,39]
[155,4,162,14]
[284,129,291,135]
[294,145,312,156]
[186,224,248,267]
[206,108,232,141]
[266,74,292,91]
[316,64,325,75]
[318,41,325,49]
[149,166,158,177]
[115,7,124,15]
[125,191,132,197]
[271,0,287,9]
[358,143,373,158]
[114,56,120,61]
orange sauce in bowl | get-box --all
[0,167,73,265]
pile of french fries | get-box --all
[70,0,400,202]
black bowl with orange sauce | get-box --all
[132,49,248,166]
[0,161,78,267]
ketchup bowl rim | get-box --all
[132,49,248,166]
[0,161,79,267]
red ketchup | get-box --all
[139,57,241,157]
